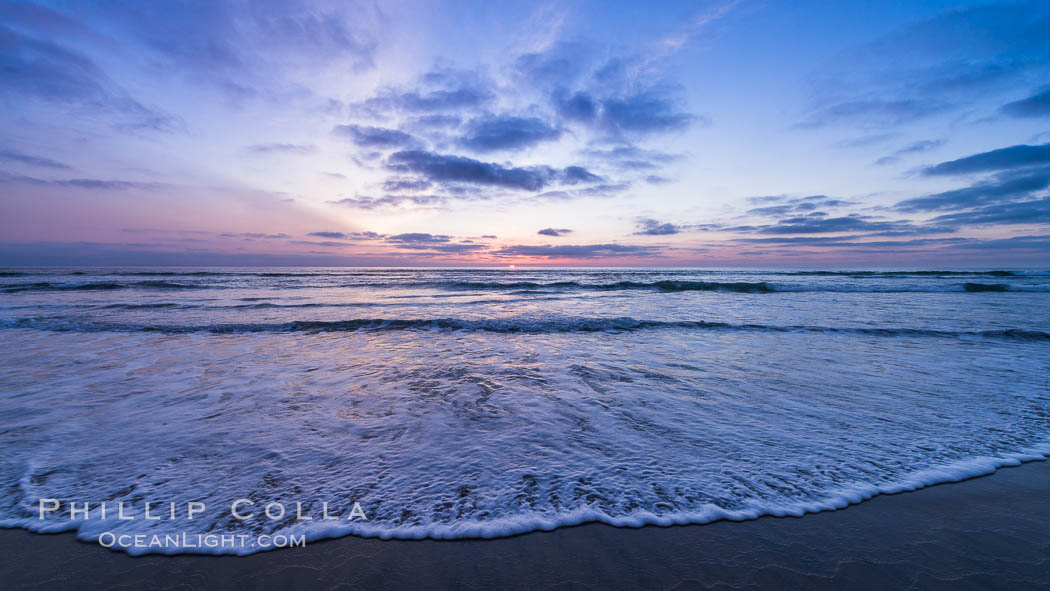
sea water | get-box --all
[1,268,1048,554]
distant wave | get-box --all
[781,270,1026,277]
[4,316,1048,340]
[2,281,203,293]
[432,280,777,293]
[6,277,1049,294]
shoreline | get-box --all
[3,459,1049,589]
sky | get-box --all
[1,0,1049,267]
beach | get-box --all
[2,459,1048,590]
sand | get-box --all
[2,459,1048,590]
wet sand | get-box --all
[2,459,1048,590]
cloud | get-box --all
[387,150,600,192]
[355,68,495,115]
[552,90,599,122]
[494,243,661,258]
[0,171,162,191]
[756,215,915,235]
[246,143,315,155]
[746,195,855,217]
[460,115,561,152]
[929,198,1050,226]
[561,165,603,184]
[801,3,1050,128]
[78,0,379,101]
[0,23,180,132]
[0,149,71,170]
[514,42,593,89]
[381,232,487,254]
[537,228,572,236]
[332,125,418,149]
[387,150,551,191]
[922,143,1050,176]
[951,234,1050,252]
[874,139,944,166]
[897,167,1050,211]
[580,145,683,171]
[328,194,448,210]
[999,87,1050,118]
[308,231,347,239]
[382,178,432,192]
[515,46,700,138]
[634,218,680,235]
[405,114,463,129]
[386,233,450,244]
[600,89,698,134]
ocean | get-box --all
[1,267,1049,554]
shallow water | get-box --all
[1,267,1049,554]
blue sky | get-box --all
[1,0,1049,266]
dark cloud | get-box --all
[929,197,1050,226]
[897,167,1050,211]
[460,116,561,152]
[0,149,71,170]
[552,90,599,122]
[387,150,551,191]
[386,233,450,244]
[601,89,697,134]
[494,243,661,258]
[733,236,968,249]
[246,143,315,154]
[516,48,699,137]
[560,165,603,185]
[219,232,289,240]
[634,218,680,236]
[999,87,1050,118]
[922,143,1050,176]
[757,215,915,235]
[747,205,794,217]
[303,231,388,242]
[405,114,463,129]
[746,195,855,217]
[537,228,572,237]
[644,175,672,184]
[381,232,486,254]
[382,178,432,192]
[952,234,1050,252]
[332,125,417,149]
[387,150,600,193]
